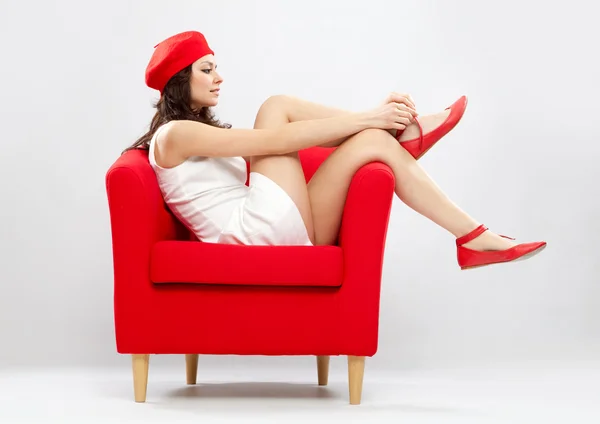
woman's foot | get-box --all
[456,224,547,270]
[396,109,451,142]
[394,96,468,160]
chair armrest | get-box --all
[339,161,395,255]
[337,161,395,353]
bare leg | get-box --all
[250,95,515,249]
[260,95,451,147]
[307,129,514,249]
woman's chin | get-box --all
[193,99,219,109]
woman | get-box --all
[124,30,546,270]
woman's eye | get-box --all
[202,69,212,74]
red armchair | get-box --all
[105,146,395,405]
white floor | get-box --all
[1,361,599,424]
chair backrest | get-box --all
[105,149,192,291]
[106,149,190,246]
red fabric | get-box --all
[105,147,395,356]
[145,31,215,93]
[151,241,343,287]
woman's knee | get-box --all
[355,128,392,140]
[348,129,398,154]
[258,94,292,114]
[338,128,414,170]
[262,94,292,106]
[255,95,291,128]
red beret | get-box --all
[145,31,215,93]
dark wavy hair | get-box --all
[122,64,230,154]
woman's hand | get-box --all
[383,92,418,115]
[365,101,417,132]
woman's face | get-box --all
[189,54,223,109]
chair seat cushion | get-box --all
[150,241,344,287]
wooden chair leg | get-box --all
[347,355,365,405]
[132,354,150,403]
[316,355,330,386]
[185,354,199,385]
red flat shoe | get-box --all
[456,224,547,270]
[395,95,468,160]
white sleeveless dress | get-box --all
[148,123,313,246]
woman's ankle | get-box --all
[462,231,516,251]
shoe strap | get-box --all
[456,224,488,246]
[414,117,424,150]
[395,116,424,149]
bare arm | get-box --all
[158,102,410,165]
[163,113,370,161]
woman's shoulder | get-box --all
[150,121,182,169]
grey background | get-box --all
[0,0,598,374]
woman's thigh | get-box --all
[308,129,406,245]
[250,96,315,243]
[249,153,314,243]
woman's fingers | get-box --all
[394,101,418,117]
[394,114,412,126]
[394,103,416,122]
[389,92,416,111]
